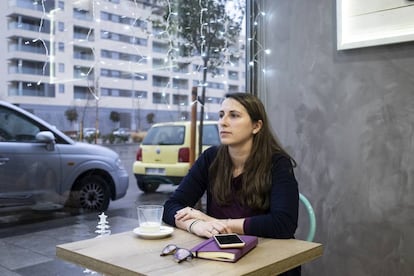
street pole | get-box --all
[94,77,99,144]
[190,86,197,165]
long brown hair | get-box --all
[209,93,296,211]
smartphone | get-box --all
[213,234,246,248]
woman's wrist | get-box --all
[187,219,202,234]
[223,218,232,232]
[222,218,245,234]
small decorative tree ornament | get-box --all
[83,212,111,274]
[95,212,111,237]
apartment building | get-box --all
[0,0,245,134]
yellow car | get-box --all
[132,121,220,192]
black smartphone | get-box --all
[213,234,246,248]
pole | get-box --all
[198,58,208,157]
[94,77,99,144]
[190,86,197,166]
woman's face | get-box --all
[218,98,259,147]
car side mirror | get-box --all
[36,131,56,151]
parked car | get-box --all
[83,127,99,138]
[132,121,220,193]
[112,128,131,138]
[0,101,129,212]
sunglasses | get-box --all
[160,244,194,263]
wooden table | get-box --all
[56,228,323,275]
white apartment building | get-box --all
[0,0,245,134]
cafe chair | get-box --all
[299,193,316,242]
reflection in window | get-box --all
[4,0,246,133]
[9,81,55,97]
[173,94,188,106]
[9,59,49,75]
[153,92,170,104]
[58,42,64,52]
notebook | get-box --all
[191,235,258,262]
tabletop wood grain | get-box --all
[56,227,323,276]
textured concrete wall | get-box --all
[258,1,414,275]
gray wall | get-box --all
[258,1,414,275]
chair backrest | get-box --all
[299,193,316,242]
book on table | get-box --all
[190,235,258,262]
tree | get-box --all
[146,113,155,125]
[64,107,78,129]
[164,0,245,154]
[109,111,120,127]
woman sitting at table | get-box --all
[163,93,300,275]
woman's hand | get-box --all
[190,220,232,238]
[174,207,233,238]
[174,207,212,222]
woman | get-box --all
[163,93,300,274]
[163,92,299,239]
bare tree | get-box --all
[163,0,245,154]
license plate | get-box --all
[145,168,166,175]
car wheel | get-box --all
[137,177,160,193]
[68,175,110,212]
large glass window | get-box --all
[3,0,247,135]
[0,0,250,260]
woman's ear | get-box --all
[252,120,263,134]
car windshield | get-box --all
[202,124,220,145]
[142,124,220,146]
[142,125,185,145]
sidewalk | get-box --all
[0,215,138,276]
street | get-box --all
[0,143,177,276]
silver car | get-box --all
[0,101,129,212]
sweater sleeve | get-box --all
[162,146,217,226]
[244,155,299,239]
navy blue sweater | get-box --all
[163,146,299,239]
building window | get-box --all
[59,84,65,93]
[8,81,55,97]
[58,22,64,32]
[173,94,188,106]
[228,85,239,93]
[153,92,169,104]
[206,97,223,104]
[228,70,239,80]
[172,78,188,90]
[58,63,65,73]
[153,76,169,87]
[58,42,64,52]
[58,1,64,10]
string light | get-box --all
[248,2,270,68]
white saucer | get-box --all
[133,226,174,239]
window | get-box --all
[228,70,239,80]
[58,1,64,10]
[58,22,64,32]
[4,0,246,137]
[8,81,55,97]
[153,92,169,104]
[58,63,64,73]
[59,84,64,93]
[172,94,188,106]
[172,78,188,90]
[228,85,239,93]
[58,42,64,52]
[0,106,40,142]
[74,26,94,41]
[153,76,169,87]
